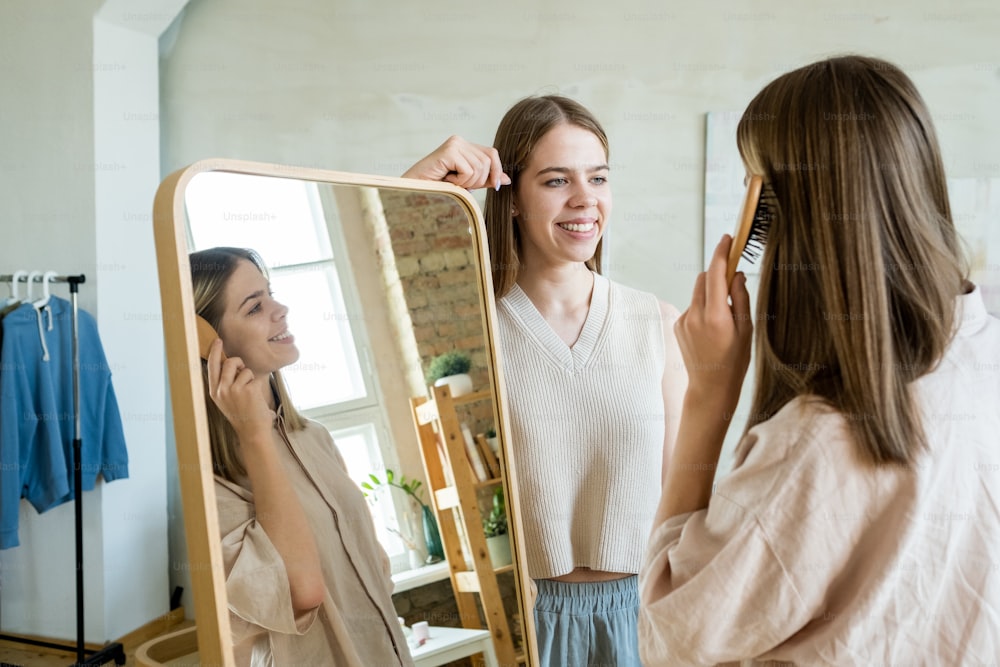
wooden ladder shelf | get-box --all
[409,384,519,665]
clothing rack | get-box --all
[0,273,125,666]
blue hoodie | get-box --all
[0,296,129,549]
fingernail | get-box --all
[495,179,501,191]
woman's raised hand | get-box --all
[674,235,753,410]
[205,338,276,440]
[402,135,511,191]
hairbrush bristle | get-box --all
[741,187,774,264]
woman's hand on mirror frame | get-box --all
[402,135,512,191]
[205,338,275,441]
[653,235,752,520]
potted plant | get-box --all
[362,469,444,564]
[483,486,512,567]
[426,350,473,397]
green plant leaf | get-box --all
[426,350,473,384]
[369,473,381,486]
[386,469,395,483]
[361,482,373,491]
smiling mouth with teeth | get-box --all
[269,331,291,342]
[558,222,596,232]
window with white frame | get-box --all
[183,171,412,571]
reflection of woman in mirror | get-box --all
[406,97,688,665]
[190,247,413,666]
[638,56,1000,664]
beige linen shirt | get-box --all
[216,412,413,667]
[639,287,1000,665]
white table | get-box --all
[409,625,499,667]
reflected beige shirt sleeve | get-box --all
[212,419,414,666]
[216,480,319,646]
[216,421,412,667]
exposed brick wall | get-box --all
[380,189,524,662]
[379,189,493,434]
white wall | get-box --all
[0,0,186,643]
[92,12,170,640]
[158,0,1000,308]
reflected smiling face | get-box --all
[513,123,611,270]
[216,259,299,376]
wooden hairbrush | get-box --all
[196,315,223,361]
[726,175,772,285]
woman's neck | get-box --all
[516,262,595,314]
[515,262,597,348]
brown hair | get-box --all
[483,95,609,297]
[736,55,967,464]
[190,247,305,483]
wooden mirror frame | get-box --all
[152,158,537,666]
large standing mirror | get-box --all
[152,158,537,666]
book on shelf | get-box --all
[460,422,489,482]
[475,433,501,479]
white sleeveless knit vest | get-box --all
[496,274,666,579]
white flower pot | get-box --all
[485,534,512,568]
[485,436,499,455]
[433,373,473,398]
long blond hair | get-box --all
[483,95,608,297]
[736,55,967,464]
[190,247,305,483]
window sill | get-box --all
[391,561,451,593]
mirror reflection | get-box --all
[172,168,530,665]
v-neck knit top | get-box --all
[496,273,666,579]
